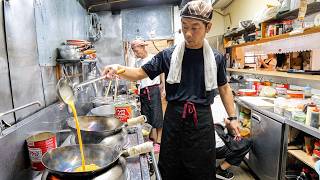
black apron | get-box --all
[139,84,163,128]
[158,101,216,180]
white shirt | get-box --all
[211,95,229,148]
[135,54,160,89]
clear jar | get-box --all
[304,86,312,99]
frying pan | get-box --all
[41,142,153,178]
[67,115,146,144]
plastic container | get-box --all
[310,109,320,128]
[287,90,304,99]
[304,86,312,99]
[306,104,317,126]
[238,89,257,96]
[274,97,288,116]
[276,87,287,95]
[292,111,306,123]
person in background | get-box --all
[215,119,252,180]
[103,1,240,179]
[211,96,252,180]
[131,39,164,153]
[258,54,277,70]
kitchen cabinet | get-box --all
[247,110,285,180]
[234,97,287,179]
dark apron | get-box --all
[158,101,216,180]
[139,84,163,128]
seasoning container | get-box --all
[305,103,317,126]
[274,97,287,116]
[287,90,304,99]
[276,87,287,96]
[304,86,312,99]
[304,136,313,155]
[310,108,319,128]
[314,141,320,150]
[26,132,57,171]
[114,96,133,122]
[292,111,306,123]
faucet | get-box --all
[0,101,42,135]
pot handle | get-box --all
[122,142,153,157]
[126,115,147,126]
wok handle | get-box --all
[150,150,162,180]
[123,142,153,157]
[126,115,147,126]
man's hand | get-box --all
[225,118,241,138]
[102,64,120,80]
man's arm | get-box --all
[159,73,166,97]
[102,64,148,81]
[218,83,241,137]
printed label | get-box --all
[28,148,42,162]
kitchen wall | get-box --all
[94,11,123,67]
[222,0,269,30]
[0,1,14,125]
[94,5,175,67]
[208,10,226,37]
[208,0,269,36]
[2,0,88,121]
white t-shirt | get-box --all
[135,54,160,89]
[211,95,229,148]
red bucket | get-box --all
[26,132,57,171]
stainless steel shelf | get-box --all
[285,118,320,140]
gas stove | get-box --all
[33,126,150,180]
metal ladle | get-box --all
[57,69,125,103]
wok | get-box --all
[41,142,153,178]
[67,115,146,144]
[41,156,128,180]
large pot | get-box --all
[67,115,146,144]
[58,45,81,59]
[91,96,113,108]
[41,142,153,179]
[90,105,114,117]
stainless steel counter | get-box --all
[235,96,320,139]
[234,96,286,180]
[235,96,320,179]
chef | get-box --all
[102,1,240,179]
